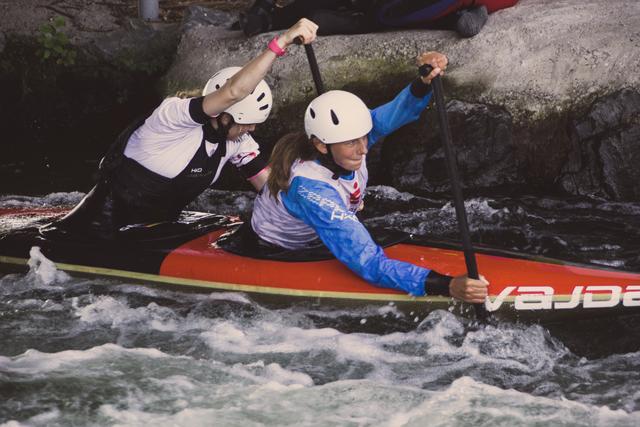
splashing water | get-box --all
[1,190,640,426]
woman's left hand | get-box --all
[416,51,449,84]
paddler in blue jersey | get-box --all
[251,52,489,302]
[55,19,318,233]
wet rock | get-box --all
[163,0,640,199]
[382,100,518,193]
[560,89,640,200]
[165,0,640,126]
[1,0,640,200]
[0,1,184,193]
[182,5,237,30]
[88,22,180,74]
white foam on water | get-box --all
[0,343,169,375]
[0,192,85,208]
[441,198,510,228]
[73,293,261,337]
[367,185,416,202]
[74,296,184,332]
[383,376,640,427]
[189,188,256,215]
[226,361,314,390]
[597,202,640,216]
[94,362,311,427]
[99,405,219,427]
[148,374,198,392]
[416,310,466,354]
[263,362,313,387]
[7,298,67,315]
[297,303,406,320]
[589,259,626,268]
[561,351,640,412]
[26,246,70,287]
[200,319,420,366]
[218,378,429,426]
[206,291,253,305]
[112,283,237,306]
[22,409,61,427]
[377,303,406,318]
[39,192,86,206]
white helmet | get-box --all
[304,90,373,144]
[202,66,273,124]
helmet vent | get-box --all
[257,92,265,102]
[309,108,316,119]
[215,84,220,90]
[330,110,340,125]
[259,104,269,111]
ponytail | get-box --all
[267,132,317,198]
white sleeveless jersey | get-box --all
[124,97,260,180]
[252,158,368,249]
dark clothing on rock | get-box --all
[240,0,518,37]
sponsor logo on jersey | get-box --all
[299,185,358,222]
[349,181,361,207]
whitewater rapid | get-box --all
[2,188,640,426]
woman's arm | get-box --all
[368,51,448,146]
[202,18,318,117]
[281,176,488,302]
[282,176,430,295]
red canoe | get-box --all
[1,206,639,324]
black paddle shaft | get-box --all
[419,65,487,319]
[304,44,325,95]
[294,37,325,95]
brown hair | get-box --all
[267,132,318,198]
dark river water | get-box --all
[1,187,640,426]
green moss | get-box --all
[36,16,76,67]
[113,46,172,77]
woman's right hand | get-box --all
[278,18,318,48]
[449,274,489,304]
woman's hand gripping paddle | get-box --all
[419,64,489,321]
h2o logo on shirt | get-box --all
[186,167,213,178]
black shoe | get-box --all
[455,5,488,38]
[239,0,276,37]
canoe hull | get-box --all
[1,207,640,325]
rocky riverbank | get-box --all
[1,0,639,200]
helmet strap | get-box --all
[318,145,351,180]
[204,114,233,144]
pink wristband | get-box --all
[268,36,286,57]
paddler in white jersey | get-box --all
[55,19,319,233]
[251,52,489,303]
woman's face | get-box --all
[227,122,256,141]
[213,113,256,141]
[315,135,369,171]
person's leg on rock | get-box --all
[307,9,377,35]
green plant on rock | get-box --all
[37,15,76,66]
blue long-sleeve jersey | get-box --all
[273,83,435,296]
